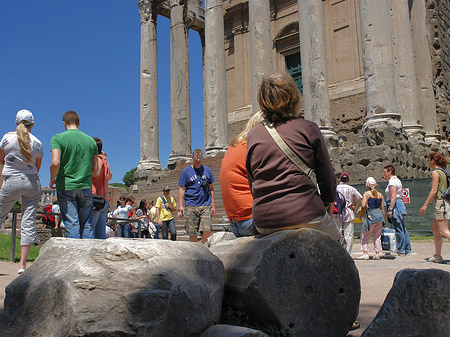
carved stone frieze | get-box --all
[231,24,248,35]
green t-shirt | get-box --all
[51,129,97,191]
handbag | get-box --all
[93,194,105,211]
[262,119,317,186]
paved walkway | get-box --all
[1,241,449,336]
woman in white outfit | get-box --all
[0,110,43,273]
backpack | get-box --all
[437,168,450,200]
[42,204,55,227]
[333,191,346,215]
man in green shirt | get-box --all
[49,110,100,239]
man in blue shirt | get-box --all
[178,149,216,243]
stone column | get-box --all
[168,0,192,165]
[204,0,229,157]
[410,0,440,144]
[298,0,337,141]
[248,0,273,115]
[389,0,424,138]
[137,0,162,173]
[359,0,401,129]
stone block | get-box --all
[3,238,224,337]
[362,268,450,337]
[210,229,360,337]
[201,324,269,337]
[205,231,237,248]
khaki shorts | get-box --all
[185,205,212,235]
[434,199,450,220]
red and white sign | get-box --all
[401,188,410,203]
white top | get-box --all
[115,204,132,219]
[385,176,402,201]
[337,182,363,223]
[0,132,43,176]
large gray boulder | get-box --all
[3,238,224,337]
[210,229,360,337]
[201,324,269,337]
[362,268,450,337]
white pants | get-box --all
[0,174,41,245]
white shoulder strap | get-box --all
[262,119,317,186]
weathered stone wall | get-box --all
[428,0,450,141]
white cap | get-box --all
[366,177,377,189]
[15,109,34,125]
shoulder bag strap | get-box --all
[262,119,317,186]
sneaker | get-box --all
[373,254,381,260]
[391,251,405,257]
[355,254,369,260]
[17,268,25,274]
[426,255,443,263]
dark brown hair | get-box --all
[384,165,395,175]
[62,110,80,126]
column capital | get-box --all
[138,0,159,24]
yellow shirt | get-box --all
[156,196,176,221]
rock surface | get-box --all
[205,231,236,248]
[201,324,269,337]
[210,229,360,337]
[362,268,450,337]
[3,237,224,337]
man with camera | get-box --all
[178,149,216,243]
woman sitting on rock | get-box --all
[245,73,341,240]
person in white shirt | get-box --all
[336,172,362,254]
[0,109,43,274]
[383,165,411,255]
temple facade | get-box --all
[135,0,450,184]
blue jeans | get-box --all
[91,201,109,239]
[392,216,411,254]
[57,189,94,239]
[153,222,160,239]
[161,218,176,241]
[230,218,258,237]
[118,223,132,238]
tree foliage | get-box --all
[123,168,137,187]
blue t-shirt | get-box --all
[178,165,215,206]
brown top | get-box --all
[246,118,336,230]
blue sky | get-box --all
[0,0,205,184]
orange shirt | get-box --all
[220,141,253,221]
[92,153,111,200]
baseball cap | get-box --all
[340,172,349,180]
[15,109,34,125]
[366,177,377,189]
[163,186,171,192]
